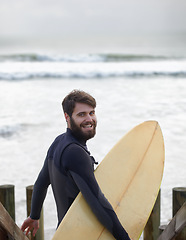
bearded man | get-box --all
[21,90,131,240]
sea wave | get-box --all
[0,53,184,63]
[0,123,37,138]
[0,124,22,138]
[0,53,103,63]
[0,56,186,80]
[1,71,186,80]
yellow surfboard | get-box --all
[52,121,165,240]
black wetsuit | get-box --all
[30,128,130,240]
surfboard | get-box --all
[52,121,165,240]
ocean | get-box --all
[0,35,186,239]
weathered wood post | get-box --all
[26,185,44,240]
[158,224,167,236]
[0,202,29,240]
[157,202,186,240]
[0,184,15,221]
[143,190,161,240]
[172,187,186,240]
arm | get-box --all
[63,145,131,240]
[30,157,50,219]
[21,157,50,235]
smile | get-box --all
[81,122,94,129]
[83,124,93,128]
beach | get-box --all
[0,35,186,239]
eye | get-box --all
[78,112,85,117]
[90,111,95,116]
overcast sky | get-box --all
[1,0,186,39]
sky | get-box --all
[0,0,186,52]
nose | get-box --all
[85,114,93,122]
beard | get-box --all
[70,117,96,142]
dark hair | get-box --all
[62,90,96,117]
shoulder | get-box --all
[47,133,65,156]
[64,143,88,158]
[63,143,90,170]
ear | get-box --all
[64,113,70,127]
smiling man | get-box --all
[65,101,97,141]
[21,90,131,240]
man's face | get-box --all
[66,102,97,141]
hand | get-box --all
[21,217,39,236]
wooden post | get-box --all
[172,187,186,240]
[26,185,44,240]
[158,202,186,240]
[0,184,15,221]
[0,202,29,240]
[143,190,161,240]
[159,224,167,236]
[0,225,8,240]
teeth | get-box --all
[83,125,92,128]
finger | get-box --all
[26,227,31,236]
[33,229,37,237]
[32,225,39,236]
[21,222,26,232]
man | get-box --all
[21,90,131,240]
